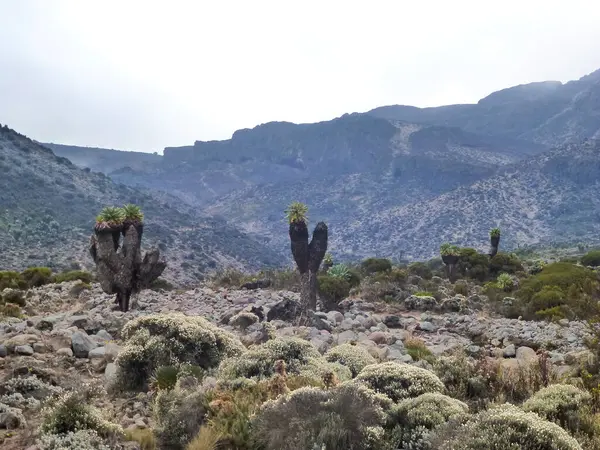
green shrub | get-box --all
[114,313,245,391]
[496,273,514,291]
[218,338,319,380]
[386,393,469,450]
[431,403,583,450]
[456,248,490,281]
[324,343,377,377]
[489,252,524,277]
[404,338,434,363]
[40,387,122,439]
[361,258,392,275]
[252,383,390,450]
[581,250,600,267]
[354,362,445,403]
[0,302,22,318]
[148,278,175,291]
[318,275,351,310]
[453,280,469,296]
[151,366,180,391]
[0,271,27,291]
[20,267,53,288]
[52,270,94,284]
[408,262,433,280]
[432,352,476,401]
[522,384,592,433]
[153,383,207,450]
[1,288,25,306]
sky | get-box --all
[1,0,600,153]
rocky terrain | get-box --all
[0,125,285,285]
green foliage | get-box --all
[361,257,393,274]
[414,291,436,298]
[0,271,27,291]
[151,366,180,391]
[252,384,390,450]
[122,204,144,222]
[455,248,489,281]
[408,262,433,280]
[1,288,25,306]
[354,362,445,403]
[52,270,94,284]
[453,280,469,296]
[496,273,514,291]
[404,338,435,363]
[124,429,157,450]
[324,343,377,377]
[318,274,351,309]
[0,302,23,318]
[489,252,523,276]
[323,253,333,266]
[431,403,583,450]
[114,313,245,391]
[581,250,600,267]
[327,263,352,280]
[284,201,308,224]
[490,227,501,238]
[20,266,52,287]
[95,206,125,226]
[440,243,459,257]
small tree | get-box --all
[440,243,460,282]
[89,204,166,312]
[285,202,328,324]
[489,228,501,257]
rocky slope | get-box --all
[0,125,286,284]
[369,68,600,147]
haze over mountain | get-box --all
[45,69,600,261]
[0,125,286,283]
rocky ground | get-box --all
[0,279,595,448]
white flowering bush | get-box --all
[325,343,377,377]
[37,430,112,450]
[0,401,26,429]
[298,357,353,383]
[153,383,208,450]
[252,383,390,450]
[0,374,63,400]
[0,392,41,409]
[39,386,122,440]
[431,403,583,450]
[386,393,469,450]
[114,313,245,390]
[354,362,445,402]
[523,384,592,432]
[229,311,259,329]
[218,337,321,380]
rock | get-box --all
[71,330,98,358]
[240,279,271,290]
[503,344,516,358]
[48,334,72,352]
[33,342,47,353]
[134,418,147,429]
[267,299,299,322]
[383,315,403,328]
[248,305,265,322]
[15,345,34,356]
[309,312,333,332]
[336,330,358,345]
[229,312,259,330]
[404,295,438,311]
[440,297,462,313]
[104,343,121,362]
[105,363,118,384]
[36,313,65,331]
[516,346,537,362]
[4,334,39,350]
[466,345,481,356]
[57,348,74,357]
[96,330,114,341]
[89,347,108,372]
[368,331,396,345]
[0,345,6,357]
[327,311,344,324]
[0,406,25,429]
[417,321,436,332]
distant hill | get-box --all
[368,69,600,147]
[0,125,286,284]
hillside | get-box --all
[0,125,286,284]
[369,69,600,147]
[339,138,600,260]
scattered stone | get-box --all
[0,345,7,357]
[56,348,74,357]
[418,321,436,332]
[15,345,34,356]
[266,298,299,322]
[503,344,516,358]
[404,295,437,311]
[71,330,98,358]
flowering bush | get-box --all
[325,343,377,377]
[523,384,592,432]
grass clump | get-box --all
[52,270,94,284]
[581,250,600,267]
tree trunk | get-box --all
[296,272,311,325]
[308,270,319,310]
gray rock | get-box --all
[383,315,403,328]
[516,346,537,362]
[503,344,516,358]
[32,343,47,353]
[36,313,65,331]
[405,295,438,311]
[95,330,113,341]
[57,348,73,357]
[104,363,118,384]
[326,311,344,324]
[340,318,354,330]
[418,321,436,332]
[0,345,7,357]
[15,345,34,356]
[336,330,358,345]
[466,345,481,356]
[71,330,98,358]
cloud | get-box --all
[1,0,599,151]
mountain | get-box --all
[0,125,286,284]
[368,69,600,148]
[340,138,600,260]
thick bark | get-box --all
[289,222,309,274]
[89,223,166,312]
[296,272,311,325]
[489,245,499,258]
[489,236,500,257]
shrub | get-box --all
[0,401,25,429]
[522,384,592,432]
[453,280,469,296]
[37,430,112,450]
[0,302,22,318]
[324,343,377,377]
[582,250,600,267]
[496,273,514,291]
[489,252,523,276]
[431,403,583,450]
[354,362,445,403]
[21,266,53,287]
[456,248,490,281]
[154,384,208,450]
[404,338,434,363]
[318,274,351,310]
[186,426,223,450]
[0,271,27,291]
[361,258,392,275]
[218,337,320,380]
[1,288,25,306]
[52,270,94,284]
[252,383,390,450]
[386,393,469,450]
[151,366,180,391]
[124,429,157,450]
[327,264,352,280]
[432,352,476,402]
[40,387,122,440]
[114,313,245,391]
[408,262,433,280]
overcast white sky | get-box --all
[1,0,599,152]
